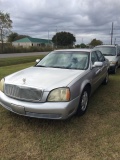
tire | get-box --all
[76,87,90,116]
[112,65,117,74]
[102,71,109,85]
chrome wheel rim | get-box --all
[81,91,88,111]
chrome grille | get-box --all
[4,84,43,102]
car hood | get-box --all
[5,67,85,91]
[104,56,116,62]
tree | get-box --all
[52,31,76,48]
[89,38,103,47]
[7,32,29,42]
[75,44,80,48]
[0,11,12,53]
[7,32,18,42]
[75,43,86,48]
[80,43,86,48]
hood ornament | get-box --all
[23,78,26,84]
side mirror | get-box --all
[36,59,40,63]
[92,62,103,68]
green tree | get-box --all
[0,11,12,53]
[75,43,86,48]
[7,32,29,42]
[80,43,86,48]
[89,38,103,47]
[7,32,18,42]
[52,31,76,48]
[75,44,80,48]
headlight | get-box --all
[47,88,70,102]
[110,61,116,65]
[0,78,5,92]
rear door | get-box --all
[96,50,108,82]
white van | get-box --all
[94,45,120,74]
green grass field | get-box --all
[0,55,45,67]
[0,63,120,160]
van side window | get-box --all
[117,46,120,55]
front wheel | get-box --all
[102,71,109,85]
[112,65,117,74]
[76,88,89,116]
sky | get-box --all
[0,0,120,44]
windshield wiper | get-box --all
[103,54,115,56]
[35,65,46,67]
[48,66,71,69]
[49,66,65,68]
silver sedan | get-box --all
[0,49,109,119]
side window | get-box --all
[91,52,98,64]
[117,46,120,55]
[96,51,105,62]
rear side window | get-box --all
[117,46,120,55]
[96,51,105,62]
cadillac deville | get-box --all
[0,49,109,119]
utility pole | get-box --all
[56,26,57,49]
[0,28,1,53]
[0,28,3,53]
[111,22,113,45]
[82,37,83,43]
[114,37,116,45]
[48,30,49,46]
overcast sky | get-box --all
[0,0,120,44]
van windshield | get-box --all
[95,47,116,56]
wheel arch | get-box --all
[80,81,91,97]
[76,82,91,116]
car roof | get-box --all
[54,48,92,52]
[95,45,116,48]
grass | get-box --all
[0,55,45,67]
[0,63,120,160]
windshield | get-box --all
[36,51,89,70]
[95,46,116,56]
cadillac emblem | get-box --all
[23,78,26,84]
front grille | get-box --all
[4,84,43,102]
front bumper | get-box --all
[0,91,79,119]
[109,64,116,72]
